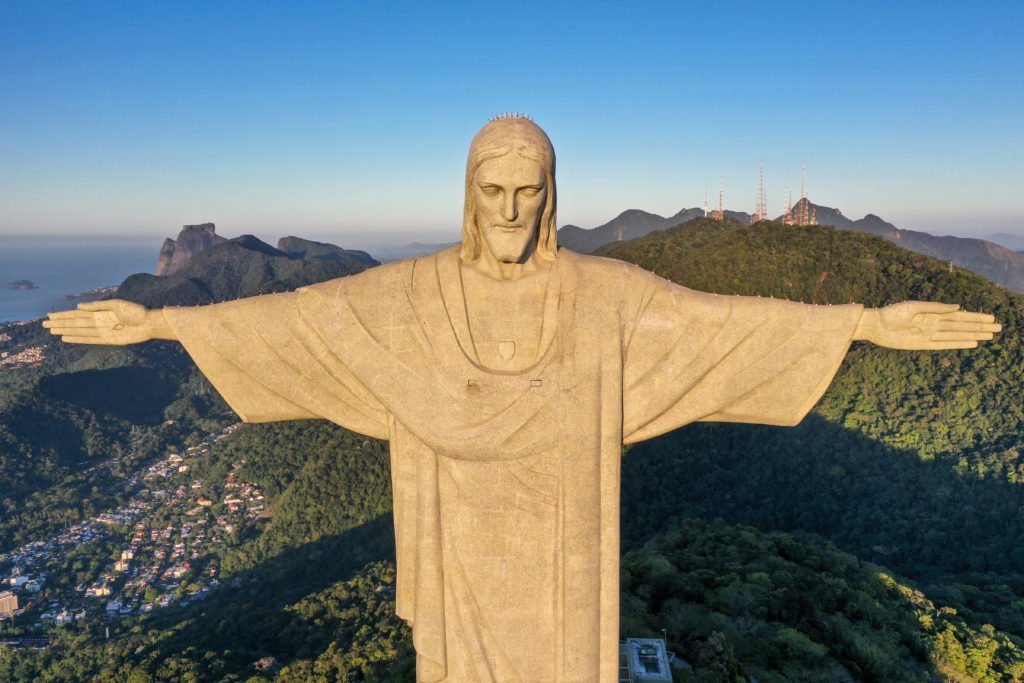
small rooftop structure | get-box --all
[620,638,674,682]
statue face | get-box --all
[472,154,548,264]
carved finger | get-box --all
[49,327,104,337]
[912,302,961,314]
[941,311,996,324]
[932,332,995,342]
[43,319,101,329]
[46,310,96,321]
[936,321,1002,333]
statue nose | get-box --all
[502,193,518,221]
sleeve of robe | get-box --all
[162,288,390,440]
[622,269,863,444]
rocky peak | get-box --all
[155,223,227,275]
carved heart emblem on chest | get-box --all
[498,340,516,361]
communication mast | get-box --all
[784,187,793,225]
[616,224,624,241]
[761,169,767,223]
[752,163,763,223]
[798,165,809,225]
[710,179,725,220]
[703,186,708,218]
[755,163,768,223]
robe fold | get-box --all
[163,246,863,682]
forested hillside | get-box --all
[0,235,375,553]
[3,219,1023,681]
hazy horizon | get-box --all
[2,203,1023,253]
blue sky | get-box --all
[1,0,1021,246]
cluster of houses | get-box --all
[0,322,45,368]
[0,345,45,369]
[0,422,267,631]
[0,514,122,623]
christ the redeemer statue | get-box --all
[45,116,1000,682]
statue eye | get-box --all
[519,186,542,197]
[479,185,500,197]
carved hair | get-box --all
[461,116,558,263]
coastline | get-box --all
[0,242,154,324]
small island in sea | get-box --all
[7,279,39,290]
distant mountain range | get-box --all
[151,212,1024,296]
[559,200,1024,294]
[559,208,705,253]
[120,234,379,307]
[370,241,460,262]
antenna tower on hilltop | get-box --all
[704,186,708,218]
[753,162,767,224]
[762,169,767,223]
[784,186,792,225]
[709,179,724,221]
[798,165,809,225]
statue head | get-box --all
[460,114,557,264]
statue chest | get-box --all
[461,278,548,371]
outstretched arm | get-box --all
[43,290,389,436]
[621,266,1003,441]
[853,301,1000,350]
[43,300,177,345]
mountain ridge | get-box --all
[155,223,227,276]
[562,201,1024,293]
[117,234,380,308]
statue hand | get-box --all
[43,300,165,345]
[856,301,1001,350]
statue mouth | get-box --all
[493,224,524,231]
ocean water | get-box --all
[0,238,158,324]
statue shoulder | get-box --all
[298,257,419,301]
[559,249,662,293]
[560,249,718,323]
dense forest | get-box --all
[2,219,1023,681]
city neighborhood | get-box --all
[0,422,260,636]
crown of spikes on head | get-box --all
[488,112,533,122]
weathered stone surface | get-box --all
[155,238,176,276]
[155,223,226,275]
[45,116,1000,682]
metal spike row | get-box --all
[488,112,533,122]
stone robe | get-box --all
[163,246,863,682]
